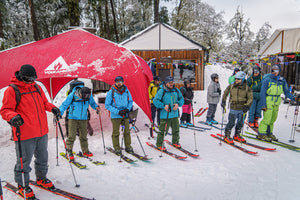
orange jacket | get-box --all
[0,77,56,141]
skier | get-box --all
[0,64,61,199]
[258,64,295,141]
[228,67,240,84]
[59,86,100,160]
[180,79,194,127]
[246,66,262,128]
[206,73,221,125]
[153,76,184,150]
[105,76,134,155]
[221,71,253,144]
[149,76,161,126]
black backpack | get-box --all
[67,80,84,96]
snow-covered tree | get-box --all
[254,22,272,53]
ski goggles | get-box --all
[22,76,36,83]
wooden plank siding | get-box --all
[132,49,205,90]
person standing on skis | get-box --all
[59,86,100,160]
[153,76,184,150]
[257,64,294,141]
[0,64,61,199]
[206,73,221,125]
[247,66,262,128]
[221,71,253,144]
[105,76,134,155]
[180,79,194,127]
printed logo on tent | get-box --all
[45,56,71,74]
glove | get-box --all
[221,101,226,109]
[217,88,221,95]
[52,107,62,118]
[242,105,249,113]
[118,110,126,116]
[124,109,130,113]
[10,114,24,127]
[262,107,267,111]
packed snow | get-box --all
[1,64,300,200]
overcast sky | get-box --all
[162,0,300,33]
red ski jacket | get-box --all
[0,77,56,141]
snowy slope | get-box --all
[1,64,300,200]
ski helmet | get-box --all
[233,68,240,75]
[235,71,246,80]
[165,76,174,83]
[80,87,91,101]
[252,66,261,74]
[271,65,280,73]
[211,73,219,81]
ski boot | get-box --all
[210,119,218,124]
[157,145,166,151]
[114,149,121,156]
[224,130,234,144]
[206,119,212,126]
[18,185,35,199]
[248,122,255,128]
[83,151,93,157]
[172,143,181,148]
[37,177,55,190]
[125,146,134,154]
[185,122,193,126]
[257,134,272,142]
[67,149,74,161]
[268,134,278,141]
[254,117,259,128]
[233,129,246,143]
[180,121,187,128]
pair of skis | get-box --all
[194,107,208,117]
[106,147,152,164]
[146,140,199,160]
[211,134,276,155]
[59,152,105,169]
[198,121,225,130]
[3,180,95,200]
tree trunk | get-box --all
[154,0,159,23]
[175,0,184,29]
[97,0,104,37]
[104,0,110,39]
[28,0,40,41]
[66,0,80,26]
[0,6,3,38]
[110,0,118,42]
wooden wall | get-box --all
[132,49,205,90]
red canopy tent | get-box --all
[0,29,153,121]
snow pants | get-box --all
[157,117,180,147]
[225,109,244,135]
[67,119,89,153]
[206,104,217,121]
[111,118,131,150]
[181,104,192,123]
[248,99,261,122]
[258,104,279,135]
[14,134,48,186]
[151,103,160,125]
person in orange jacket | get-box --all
[0,64,61,199]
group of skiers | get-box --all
[0,63,295,199]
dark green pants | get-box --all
[66,119,89,153]
[156,117,180,147]
[111,118,131,150]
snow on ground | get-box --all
[1,64,300,200]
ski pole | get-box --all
[56,117,80,188]
[97,110,106,154]
[0,178,3,200]
[289,97,299,142]
[119,125,125,162]
[56,121,59,166]
[240,112,247,145]
[285,100,291,118]
[15,127,26,200]
[160,105,170,158]
[191,102,198,152]
[219,107,226,146]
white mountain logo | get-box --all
[45,56,70,74]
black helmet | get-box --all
[80,87,91,101]
[233,68,240,75]
[153,76,160,81]
[211,73,219,81]
[19,64,37,82]
[252,66,261,74]
[114,76,124,82]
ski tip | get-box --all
[249,151,258,155]
[178,156,188,160]
[265,148,276,151]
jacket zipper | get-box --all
[30,86,43,136]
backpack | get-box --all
[180,87,186,96]
[67,80,84,96]
[9,83,42,111]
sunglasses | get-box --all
[235,78,242,80]
[22,76,36,83]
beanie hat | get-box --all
[211,73,219,81]
[114,76,124,82]
[165,76,174,83]
[19,64,37,79]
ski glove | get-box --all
[118,110,126,116]
[217,88,221,95]
[242,105,249,113]
[262,107,267,111]
[123,109,130,114]
[10,114,24,128]
[221,101,226,109]
[52,107,62,118]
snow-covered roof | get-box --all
[120,23,206,51]
[258,27,300,57]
